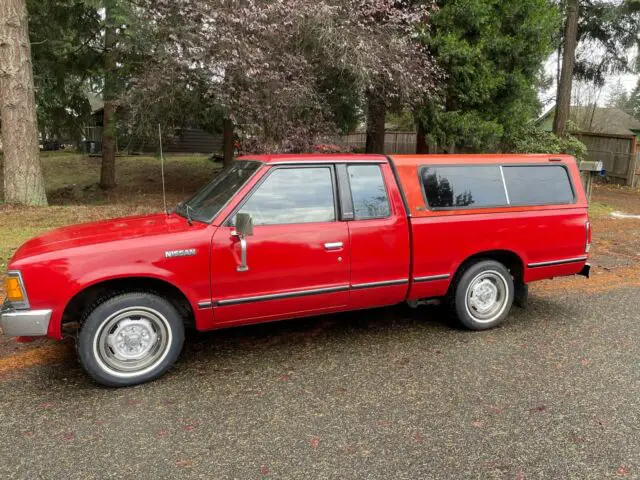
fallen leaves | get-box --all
[528,405,548,414]
[0,344,72,375]
[412,430,424,444]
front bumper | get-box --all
[0,303,52,336]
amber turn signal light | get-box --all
[5,276,25,303]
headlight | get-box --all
[4,271,29,309]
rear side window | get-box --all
[347,165,390,219]
[503,166,574,205]
[421,165,507,209]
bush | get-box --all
[508,127,587,161]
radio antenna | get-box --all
[158,123,168,215]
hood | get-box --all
[11,213,196,263]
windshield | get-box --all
[176,160,261,223]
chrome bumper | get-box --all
[0,307,52,336]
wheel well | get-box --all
[450,250,525,291]
[61,277,195,330]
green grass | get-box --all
[0,153,220,270]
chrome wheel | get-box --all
[465,270,509,323]
[93,307,172,379]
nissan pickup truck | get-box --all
[1,154,591,386]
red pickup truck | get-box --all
[2,154,590,386]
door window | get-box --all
[236,167,336,225]
[347,165,390,219]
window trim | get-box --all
[224,164,340,227]
[335,164,355,221]
[346,163,392,221]
[418,163,577,211]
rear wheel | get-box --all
[77,292,184,387]
[452,260,514,330]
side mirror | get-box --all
[235,212,254,237]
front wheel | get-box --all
[452,260,514,330]
[77,292,185,387]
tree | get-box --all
[416,0,559,152]
[605,79,629,110]
[574,0,640,87]
[0,0,47,205]
[27,0,101,144]
[135,0,438,154]
[552,0,640,135]
[629,77,640,119]
[100,0,117,189]
[360,1,437,154]
[27,0,158,188]
[553,0,579,136]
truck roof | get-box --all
[239,153,575,165]
[389,153,575,166]
[238,153,388,163]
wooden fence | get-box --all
[572,132,638,186]
[341,131,418,154]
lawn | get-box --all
[0,153,220,271]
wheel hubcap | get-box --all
[465,271,508,323]
[107,319,158,361]
[94,307,171,377]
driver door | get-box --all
[210,165,350,326]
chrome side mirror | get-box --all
[235,213,254,237]
[232,213,253,272]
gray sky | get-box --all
[540,48,638,110]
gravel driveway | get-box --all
[1,185,639,479]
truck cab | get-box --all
[1,154,590,386]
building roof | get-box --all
[539,106,640,136]
[85,92,104,114]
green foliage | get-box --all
[27,0,102,141]
[418,0,560,151]
[509,126,587,160]
[386,110,416,131]
[575,0,640,86]
[629,77,640,119]
[27,0,175,145]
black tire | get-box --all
[452,260,514,330]
[77,292,185,387]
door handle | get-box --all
[324,242,343,251]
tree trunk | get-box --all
[223,117,234,168]
[553,0,579,136]
[416,119,428,154]
[100,2,117,189]
[365,91,386,154]
[0,0,47,205]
